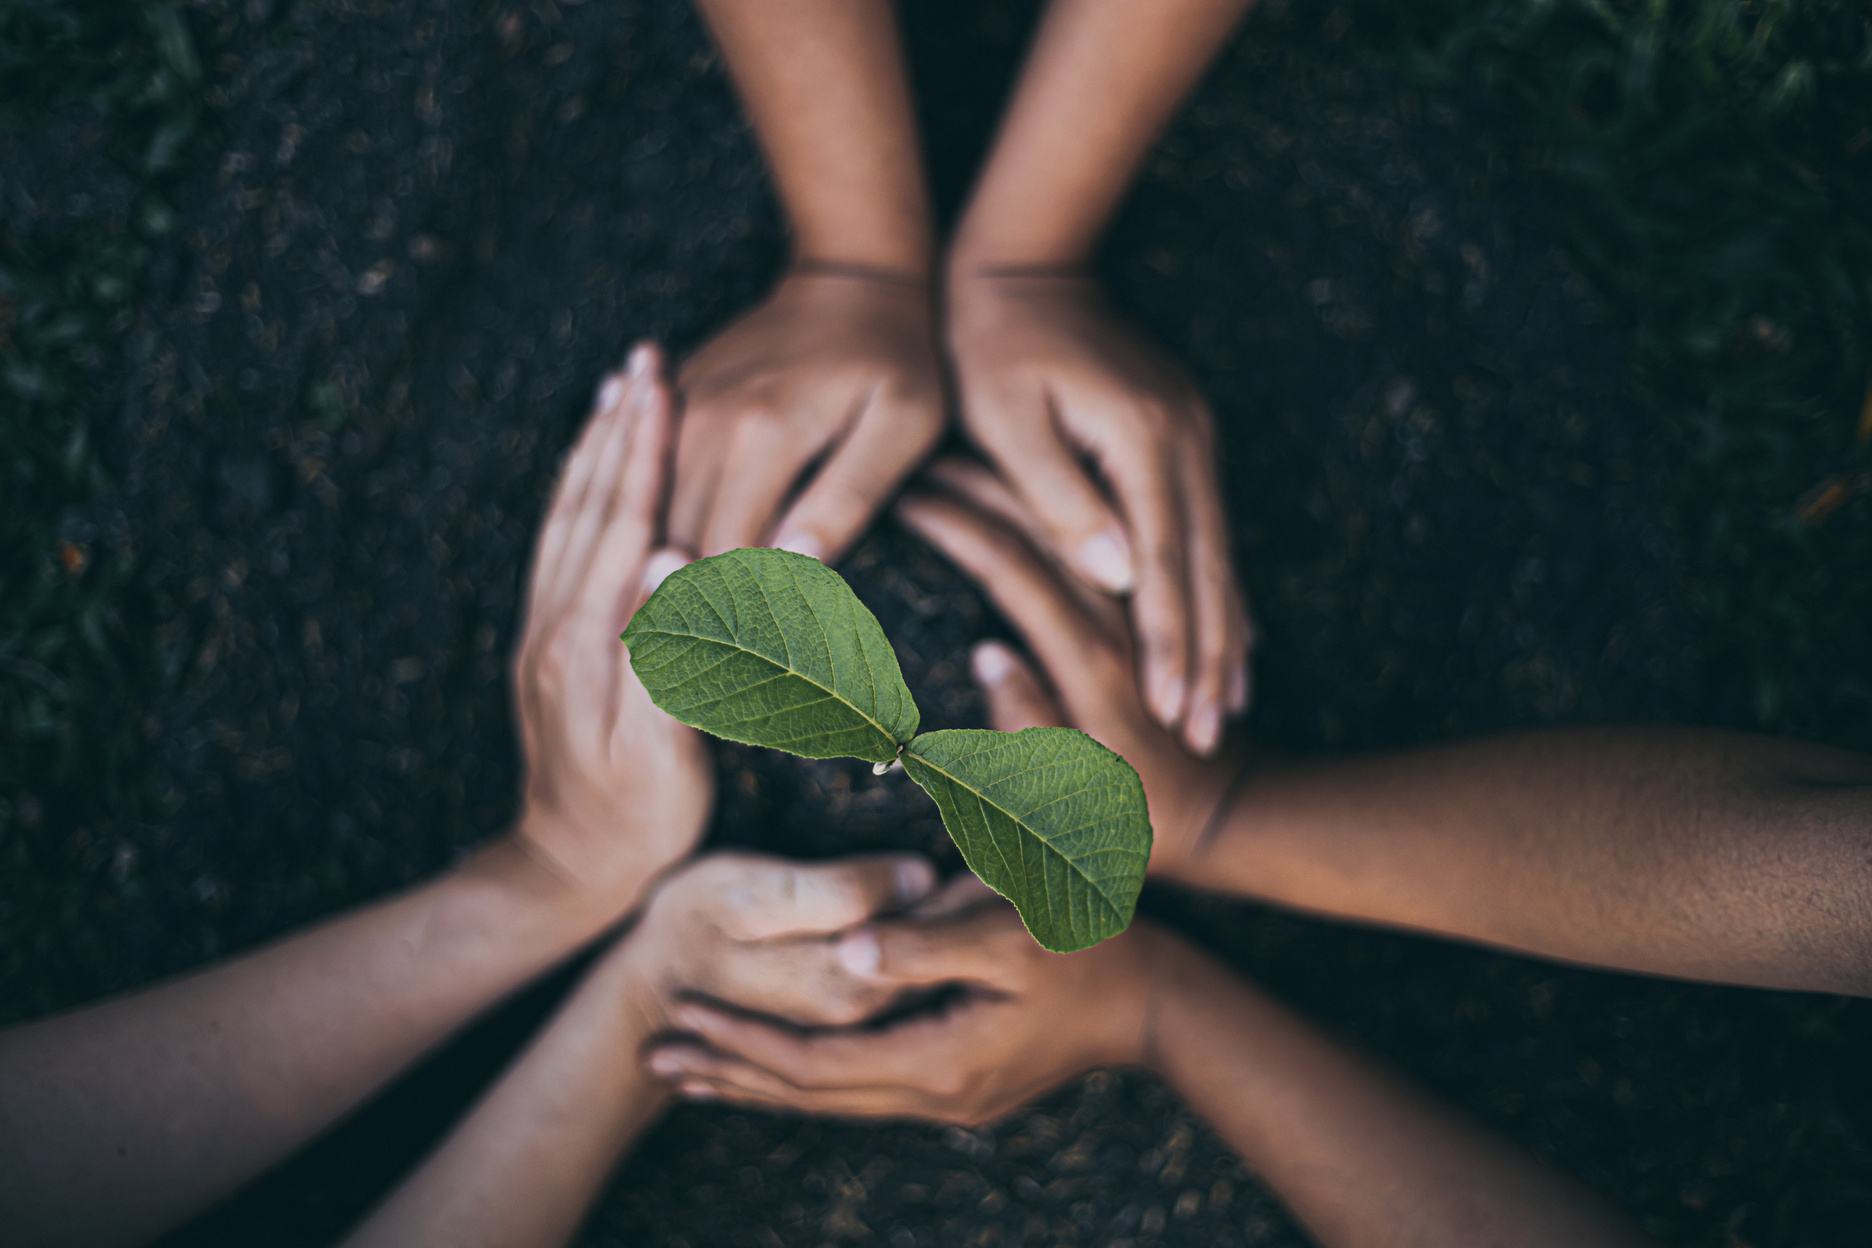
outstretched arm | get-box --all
[0,348,713,1248]
[671,0,943,564]
[341,852,937,1248]
[944,0,1258,755]
[898,463,1872,997]
[649,881,1652,1248]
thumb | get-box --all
[971,641,1066,731]
[837,900,1028,987]
[727,853,938,940]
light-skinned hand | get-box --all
[511,343,712,911]
[944,269,1252,754]
[670,268,946,564]
[895,461,1246,880]
[614,850,940,1037]
[643,871,1169,1127]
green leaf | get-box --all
[902,727,1151,952]
[623,548,918,764]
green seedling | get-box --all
[623,548,1152,952]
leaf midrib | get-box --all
[631,622,901,750]
[907,747,1127,920]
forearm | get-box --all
[342,946,668,1248]
[950,0,1254,270]
[0,831,631,1248]
[1173,727,1872,995]
[692,0,931,275]
[1149,940,1652,1248]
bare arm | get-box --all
[942,0,1258,754]
[896,468,1872,997]
[1150,940,1654,1248]
[0,348,713,1247]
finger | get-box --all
[970,642,1065,732]
[966,387,1136,594]
[577,351,677,635]
[850,903,1031,988]
[1175,435,1248,752]
[551,348,658,607]
[668,1000,966,1091]
[712,852,939,941]
[894,493,1122,720]
[768,392,943,564]
[1090,413,1191,730]
[647,1045,919,1118]
[697,396,841,556]
[527,358,638,610]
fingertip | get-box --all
[596,372,625,415]
[836,928,882,977]
[894,857,938,906]
[771,530,826,562]
[640,547,691,597]
[1074,528,1136,595]
[1148,668,1188,729]
[970,640,1020,689]
[627,341,658,379]
[1225,662,1251,715]
[679,1081,718,1101]
[1185,698,1222,757]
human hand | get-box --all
[642,875,1168,1127]
[894,462,1245,880]
[512,344,711,911]
[944,269,1252,754]
[669,267,946,563]
[610,850,940,1037]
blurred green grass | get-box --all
[1343,0,1872,744]
[0,0,200,1011]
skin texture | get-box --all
[893,468,1872,996]
[674,0,943,565]
[644,690,1655,1247]
[0,348,708,1248]
[679,0,1256,752]
[340,852,936,1248]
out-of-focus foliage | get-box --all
[1345,0,1872,743]
[1,1,203,1010]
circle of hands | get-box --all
[527,340,1244,1127]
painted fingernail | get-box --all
[838,929,881,977]
[1074,530,1136,594]
[1225,664,1251,714]
[641,549,690,596]
[596,373,624,414]
[1149,670,1187,727]
[772,531,825,562]
[649,1051,686,1078]
[971,641,1018,688]
[1187,699,1222,756]
[894,858,937,905]
[627,343,654,378]
[680,1082,717,1101]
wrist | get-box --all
[487,812,665,939]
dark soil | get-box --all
[12,0,1868,1244]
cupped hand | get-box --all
[670,268,946,563]
[614,850,939,1036]
[512,344,712,911]
[944,269,1252,754]
[643,876,1168,1127]
[895,462,1247,881]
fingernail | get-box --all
[680,1082,717,1101]
[627,343,654,378]
[772,531,825,562]
[1149,670,1187,727]
[1225,664,1251,714]
[640,549,690,596]
[1187,699,1222,756]
[971,641,1018,688]
[649,1051,686,1078]
[596,373,624,414]
[894,858,937,905]
[1074,530,1135,594]
[838,929,881,977]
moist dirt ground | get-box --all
[13,0,1870,1244]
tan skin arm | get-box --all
[896,461,1872,997]
[0,348,712,1248]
